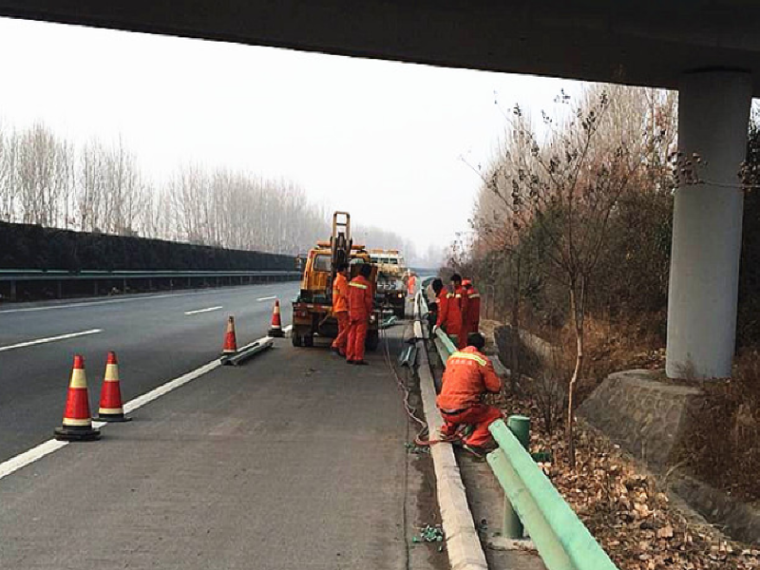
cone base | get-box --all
[54,425,101,441]
[268,328,284,337]
[94,413,132,422]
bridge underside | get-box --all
[1,1,760,94]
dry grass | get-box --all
[677,351,760,503]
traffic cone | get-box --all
[222,316,238,354]
[54,355,100,441]
[95,352,131,422]
[268,300,284,337]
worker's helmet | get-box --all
[462,279,472,287]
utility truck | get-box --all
[368,249,407,318]
[291,212,380,349]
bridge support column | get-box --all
[666,71,752,379]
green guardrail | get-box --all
[427,305,619,570]
[488,421,618,569]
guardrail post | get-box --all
[57,280,63,299]
[507,415,530,449]
[501,415,530,540]
[10,279,16,302]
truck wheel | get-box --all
[292,333,303,347]
[365,331,379,351]
[303,334,314,347]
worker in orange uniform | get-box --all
[330,261,350,356]
[462,279,480,332]
[346,263,374,365]
[450,274,469,349]
[460,278,481,345]
[432,278,462,346]
[407,272,417,297]
[437,332,503,457]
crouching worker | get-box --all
[436,332,503,457]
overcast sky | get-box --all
[0,16,583,258]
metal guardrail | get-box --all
[0,269,300,281]
[488,421,618,569]
[0,269,301,302]
[426,294,619,570]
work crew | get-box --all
[432,278,462,345]
[330,261,350,357]
[346,263,374,365]
[437,332,503,457]
[450,273,469,349]
[460,278,481,344]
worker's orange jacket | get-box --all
[464,285,481,329]
[436,289,462,336]
[437,346,502,411]
[348,275,373,321]
[332,272,349,313]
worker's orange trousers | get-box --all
[346,319,368,362]
[331,311,349,355]
[440,404,503,447]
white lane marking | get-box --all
[0,440,69,480]
[0,292,194,315]
[0,329,287,481]
[123,359,221,414]
[0,329,103,353]
[256,296,277,302]
[0,358,223,482]
[184,306,223,315]
[0,282,299,315]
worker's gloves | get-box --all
[432,325,439,335]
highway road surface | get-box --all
[0,295,440,570]
[0,283,300,462]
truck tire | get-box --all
[365,330,379,351]
[292,333,303,347]
[303,334,314,347]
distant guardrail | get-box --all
[422,293,619,570]
[0,269,301,302]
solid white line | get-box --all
[256,296,277,302]
[0,330,282,482]
[0,440,69,480]
[0,329,103,353]
[0,292,193,314]
[123,359,222,414]
[0,358,223,482]
[184,306,223,315]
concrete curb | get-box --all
[417,338,489,570]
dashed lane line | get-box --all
[0,282,298,315]
[256,296,277,302]
[0,329,103,353]
[184,306,223,315]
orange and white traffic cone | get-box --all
[268,300,284,337]
[222,316,238,354]
[95,352,131,422]
[54,355,100,441]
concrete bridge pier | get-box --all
[666,71,753,379]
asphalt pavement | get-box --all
[0,283,300,462]
[0,323,417,570]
